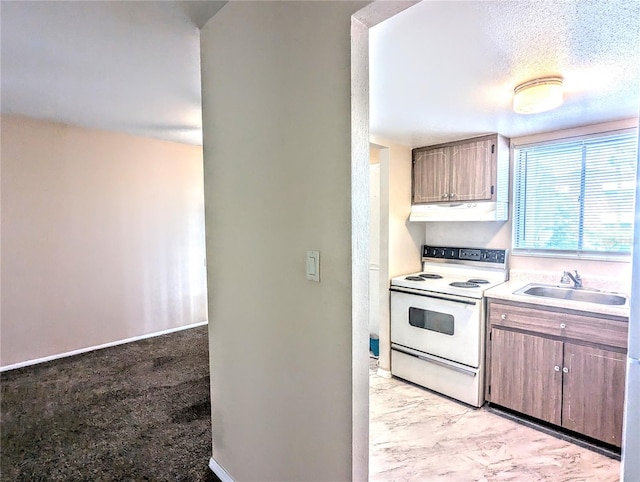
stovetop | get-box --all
[390,245,509,299]
[391,270,506,299]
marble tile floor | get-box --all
[369,359,620,482]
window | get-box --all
[513,129,638,256]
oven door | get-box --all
[390,287,482,368]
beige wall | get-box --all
[200,2,368,480]
[423,219,634,284]
[0,115,207,368]
[371,137,424,374]
[425,219,632,290]
[369,147,380,164]
[380,139,424,279]
[369,162,380,338]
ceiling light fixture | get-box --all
[513,77,564,114]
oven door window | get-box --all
[408,307,454,336]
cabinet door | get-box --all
[450,138,495,202]
[562,343,626,446]
[412,148,449,203]
[490,328,563,425]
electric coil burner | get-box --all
[468,278,490,284]
[449,281,480,288]
[389,245,508,407]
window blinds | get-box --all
[513,130,638,255]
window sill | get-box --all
[511,249,631,263]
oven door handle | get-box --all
[389,286,478,305]
[392,344,478,377]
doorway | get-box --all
[352,2,639,480]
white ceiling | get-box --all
[370,0,640,148]
[1,1,225,146]
[2,1,638,149]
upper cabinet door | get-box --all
[450,137,495,202]
[412,147,449,203]
[411,134,505,206]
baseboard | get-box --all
[209,457,235,482]
[0,321,208,373]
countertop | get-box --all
[485,279,630,319]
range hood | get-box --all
[409,202,508,222]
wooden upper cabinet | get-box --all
[562,343,626,446]
[450,138,495,202]
[412,134,506,205]
[413,148,449,203]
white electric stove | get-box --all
[389,245,508,407]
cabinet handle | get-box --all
[554,365,560,371]
[500,314,507,320]
[450,192,456,198]
[560,323,566,329]
[442,193,449,199]
[562,367,569,373]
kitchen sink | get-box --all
[513,283,627,306]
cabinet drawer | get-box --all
[488,301,628,350]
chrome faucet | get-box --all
[561,270,582,288]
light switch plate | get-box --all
[306,250,320,282]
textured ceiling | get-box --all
[1,1,225,146]
[370,0,640,148]
[2,1,638,148]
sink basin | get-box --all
[513,284,627,306]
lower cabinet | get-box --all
[487,300,628,447]
[490,329,563,426]
[561,343,626,445]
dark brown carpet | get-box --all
[1,325,221,482]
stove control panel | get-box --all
[422,245,507,264]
